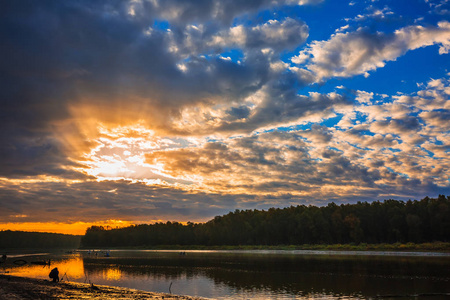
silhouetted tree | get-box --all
[81,195,450,248]
[0,231,81,249]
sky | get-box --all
[1,0,449,235]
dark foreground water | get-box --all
[2,250,450,299]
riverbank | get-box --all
[84,241,450,252]
[0,275,209,300]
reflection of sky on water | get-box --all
[6,255,85,281]
[104,268,122,281]
[3,251,450,300]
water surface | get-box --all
[2,250,450,299]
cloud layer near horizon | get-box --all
[1,0,449,227]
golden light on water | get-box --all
[105,268,123,281]
[6,256,85,281]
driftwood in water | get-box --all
[13,259,27,265]
[30,260,51,266]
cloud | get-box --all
[333,76,450,190]
[2,74,449,224]
[146,129,382,195]
[179,82,352,134]
[1,0,449,227]
[226,106,252,120]
[0,178,244,223]
[0,1,312,178]
[419,109,450,128]
[129,0,323,25]
[292,21,450,80]
[207,18,309,53]
[3,0,448,180]
[345,5,394,22]
[146,74,450,198]
[425,0,450,15]
[356,90,374,104]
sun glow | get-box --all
[0,220,135,235]
[77,122,187,184]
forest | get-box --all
[0,231,81,249]
[81,195,450,248]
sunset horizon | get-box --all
[1,0,449,235]
[0,195,446,236]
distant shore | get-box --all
[0,275,209,300]
[80,241,450,252]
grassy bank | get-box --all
[83,242,450,252]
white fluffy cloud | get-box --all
[292,21,450,80]
[333,76,449,189]
[208,18,309,53]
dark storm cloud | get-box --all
[0,179,310,223]
[0,0,315,177]
[226,106,251,120]
[0,0,141,176]
[0,179,227,222]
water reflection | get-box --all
[82,252,450,298]
[3,251,450,299]
[5,254,85,281]
[105,268,123,281]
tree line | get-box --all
[0,230,81,249]
[82,195,450,247]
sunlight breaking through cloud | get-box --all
[76,123,198,186]
[0,0,449,232]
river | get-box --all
[2,250,450,299]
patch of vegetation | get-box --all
[0,230,81,249]
[81,195,450,249]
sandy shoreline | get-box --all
[0,274,210,300]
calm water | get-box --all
[2,250,450,299]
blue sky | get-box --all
[0,0,449,233]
